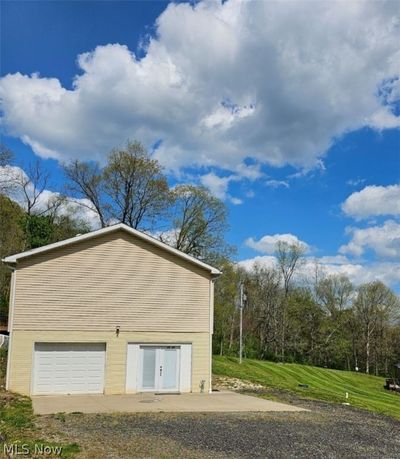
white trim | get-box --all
[2,223,221,275]
[179,344,192,392]
[209,279,215,393]
[125,343,140,393]
[126,342,192,393]
[5,269,16,390]
[137,345,180,393]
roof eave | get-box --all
[1,223,222,276]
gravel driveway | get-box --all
[37,397,400,459]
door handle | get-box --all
[159,366,162,376]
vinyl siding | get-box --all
[12,230,211,332]
[9,330,210,396]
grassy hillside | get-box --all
[213,356,400,420]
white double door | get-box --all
[140,346,180,392]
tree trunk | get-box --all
[366,324,370,374]
[228,314,235,351]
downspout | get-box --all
[209,277,216,394]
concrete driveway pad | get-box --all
[32,391,307,415]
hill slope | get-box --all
[213,356,400,420]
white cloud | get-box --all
[265,179,289,189]
[339,220,400,259]
[239,255,277,272]
[199,171,243,204]
[346,178,366,187]
[234,162,263,180]
[199,172,233,200]
[245,233,309,255]
[241,226,400,288]
[1,1,399,173]
[342,184,400,220]
[239,255,400,289]
[230,197,243,206]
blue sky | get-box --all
[1,0,399,289]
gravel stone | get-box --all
[37,397,400,459]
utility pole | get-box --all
[239,283,243,364]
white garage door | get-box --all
[33,343,106,395]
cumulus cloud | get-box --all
[242,227,400,288]
[245,233,309,255]
[239,255,400,289]
[342,184,400,220]
[0,0,399,174]
[339,220,400,259]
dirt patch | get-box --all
[213,375,265,392]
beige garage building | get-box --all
[3,223,220,396]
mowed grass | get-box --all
[213,356,400,420]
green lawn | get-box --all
[0,349,79,458]
[213,356,400,420]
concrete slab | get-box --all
[32,391,307,415]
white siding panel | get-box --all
[13,230,211,332]
[125,343,139,393]
[179,344,192,392]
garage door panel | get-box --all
[33,343,106,395]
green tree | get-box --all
[287,288,324,364]
[21,214,54,249]
[0,195,25,326]
[163,184,231,264]
[354,281,400,374]
[245,264,282,359]
[213,261,241,355]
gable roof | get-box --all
[2,223,222,276]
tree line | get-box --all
[1,141,399,377]
[214,242,400,377]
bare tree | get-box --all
[0,144,16,194]
[275,240,306,359]
[0,143,14,167]
[276,241,306,295]
[64,160,107,227]
[2,159,64,216]
[19,161,51,215]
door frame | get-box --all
[138,344,181,393]
[125,342,193,394]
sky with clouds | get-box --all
[1,0,399,289]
